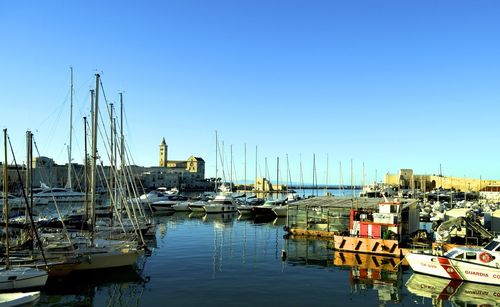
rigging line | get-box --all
[31,135,75,248]
[7,134,48,267]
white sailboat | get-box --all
[65,74,143,271]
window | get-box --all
[454,253,464,259]
[465,252,476,260]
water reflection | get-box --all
[39,265,149,306]
[285,236,406,305]
[406,273,500,306]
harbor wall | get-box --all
[384,169,500,192]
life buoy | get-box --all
[479,252,492,263]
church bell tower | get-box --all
[159,138,168,167]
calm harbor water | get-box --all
[32,189,500,306]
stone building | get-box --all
[138,138,209,191]
[384,169,500,192]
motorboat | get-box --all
[150,195,188,211]
[32,187,87,205]
[0,291,40,306]
[0,192,26,211]
[188,201,208,212]
[135,187,179,204]
[406,237,500,285]
[0,267,48,290]
[253,199,287,217]
[236,197,264,215]
[203,194,237,214]
[272,205,288,217]
[172,201,191,212]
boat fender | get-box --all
[479,252,492,263]
[87,255,92,264]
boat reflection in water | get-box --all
[406,273,500,306]
[37,265,150,306]
[285,236,406,305]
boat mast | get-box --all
[25,131,31,220]
[110,103,114,213]
[254,145,257,194]
[84,115,89,220]
[215,130,218,192]
[276,156,279,196]
[230,144,233,192]
[325,154,329,195]
[244,143,246,196]
[120,93,125,213]
[3,128,10,269]
[67,67,74,190]
[90,74,100,238]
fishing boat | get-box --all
[406,237,500,285]
[333,200,419,257]
[0,291,40,306]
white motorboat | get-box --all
[150,195,187,211]
[0,291,40,306]
[272,205,288,217]
[253,199,287,217]
[172,201,191,212]
[203,194,237,213]
[406,238,500,285]
[32,187,87,205]
[136,187,179,204]
[0,267,48,290]
[188,201,208,212]
[0,192,26,211]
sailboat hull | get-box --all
[74,248,143,271]
[0,267,48,290]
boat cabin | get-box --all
[349,201,419,244]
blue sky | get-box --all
[1,1,500,184]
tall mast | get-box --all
[313,153,316,196]
[276,156,279,195]
[67,67,74,190]
[286,154,290,193]
[3,128,10,269]
[84,115,89,220]
[254,145,257,193]
[325,154,329,194]
[110,103,114,212]
[230,144,233,191]
[90,74,100,236]
[25,131,31,220]
[244,143,246,195]
[215,131,218,192]
[120,93,125,178]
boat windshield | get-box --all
[484,240,500,251]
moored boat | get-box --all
[203,194,237,214]
[0,267,48,290]
[0,291,40,306]
[406,237,500,285]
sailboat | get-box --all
[70,74,143,271]
[1,129,48,290]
